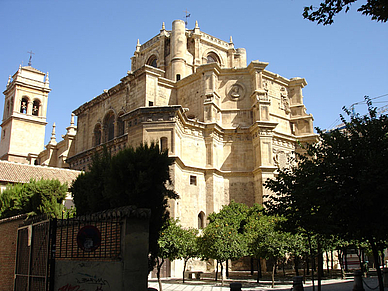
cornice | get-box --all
[262,70,289,86]
[172,155,253,177]
[247,60,269,73]
[1,114,47,127]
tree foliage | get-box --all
[264,99,388,290]
[244,206,303,287]
[70,143,178,271]
[303,0,388,25]
[157,219,198,288]
[198,202,248,284]
[0,178,68,219]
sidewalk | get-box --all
[148,277,387,291]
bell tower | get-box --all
[0,65,50,164]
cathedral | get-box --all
[1,18,315,242]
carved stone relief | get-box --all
[226,82,245,101]
[280,87,290,114]
[262,80,269,91]
[273,148,295,168]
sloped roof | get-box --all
[0,160,82,185]
[22,65,45,75]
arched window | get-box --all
[20,97,28,114]
[104,112,115,142]
[94,124,102,146]
[160,137,168,152]
[32,100,40,116]
[207,52,220,64]
[198,211,206,229]
[147,55,158,68]
[117,113,125,136]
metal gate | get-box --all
[14,218,56,291]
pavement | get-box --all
[148,277,387,291]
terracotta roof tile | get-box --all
[0,160,82,185]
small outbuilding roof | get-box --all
[0,160,82,185]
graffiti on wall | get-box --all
[55,261,121,291]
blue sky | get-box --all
[1,0,387,144]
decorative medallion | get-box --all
[226,83,245,101]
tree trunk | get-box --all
[250,257,254,275]
[307,235,315,291]
[215,260,219,281]
[271,259,277,288]
[317,242,322,291]
[221,261,224,286]
[331,250,334,271]
[380,245,385,268]
[182,258,187,283]
[157,257,164,291]
[306,254,310,275]
[325,251,329,274]
[312,254,316,291]
[295,255,300,276]
[226,259,229,278]
[256,258,261,283]
[337,248,345,279]
[344,248,348,272]
[369,237,384,291]
[356,248,363,271]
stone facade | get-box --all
[0,64,77,168]
[68,20,316,231]
[0,19,317,277]
[0,65,50,164]
[37,114,77,168]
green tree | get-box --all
[244,209,295,288]
[303,0,388,25]
[177,226,199,283]
[71,143,178,272]
[198,202,248,285]
[260,221,291,289]
[70,146,111,214]
[157,219,198,290]
[0,178,68,219]
[157,219,181,291]
[265,99,388,290]
[244,204,268,282]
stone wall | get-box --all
[55,261,122,291]
[0,215,26,291]
[54,207,150,291]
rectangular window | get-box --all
[190,175,197,186]
[160,137,168,152]
[149,101,154,106]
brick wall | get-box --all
[0,215,26,291]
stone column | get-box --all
[171,20,187,81]
[248,61,269,122]
[27,100,33,115]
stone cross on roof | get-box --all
[27,50,35,66]
[184,9,190,26]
